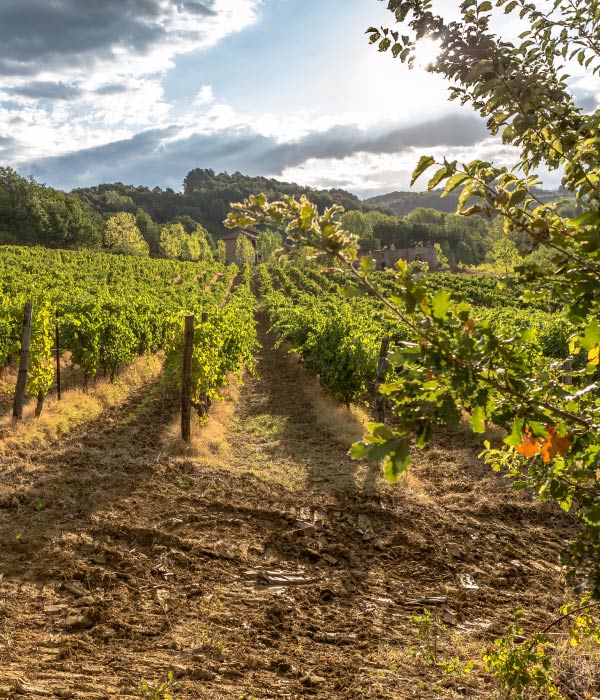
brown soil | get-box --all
[0,318,588,699]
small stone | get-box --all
[294,520,316,536]
[191,668,216,681]
[459,573,479,590]
[442,609,460,626]
[446,543,462,558]
[300,674,325,687]
[61,581,88,598]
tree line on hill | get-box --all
[0,165,572,269]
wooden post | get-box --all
[562,358,573,386]
[181,315,195,442]
[55,310,61,401]
[374,337,390,423]
[13,302,33,421]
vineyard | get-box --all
[0,245,597,699]
[0,246,256,425]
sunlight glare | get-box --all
[413,37,441,70]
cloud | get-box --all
[0,0,166,69]
[93,84,133,96]
[10,81,83,101]
[0,135,20,160]
[0,0,260,85]
[281,140,521,198]
[20,112,492,192]
[253,115,488,172]
[193,85,215,106]
[0,0,262,171]
[177,1,216,15]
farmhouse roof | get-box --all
[221,228,258,241]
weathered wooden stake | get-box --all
[12,302,33,421]
[562,358,573,386]
[34,392,44,418]
[181,314,195,442]
[374,337,390,423]
[55,310,62,401]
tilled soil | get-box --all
[0,320,579,699]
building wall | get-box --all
[225,238,238,265]
[369,246,438,270]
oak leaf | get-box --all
[540,426,572,464]
[515,428,542,458]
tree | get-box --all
[104,212,149,256]
[235,234,256,266]
[257,229,282,263]
[0,167,102,249]
[433,242,449,269]
[159,222,185,259]
[340,211,376,248]
[215,239,227,265]
[183,225,213,262]
[135,208,161,255]
[487,236,520,274]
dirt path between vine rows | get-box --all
[0,316,590,699]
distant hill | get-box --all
[364,190,461,217]
[363,187,567,217]
[74,169,386,238]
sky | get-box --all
[0,0,596,198]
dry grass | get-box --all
[0,354,163,455]
[551,633,600,699]
[163,374,240,459]
[278,348,369,447]
[299,368,369,447]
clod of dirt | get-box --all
[300,674,326,687]
[446,543,463,558]
[312,631,357,645]
[14,678,53,696]
[64,606,102,631]
[61,581,88,598]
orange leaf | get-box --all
[540,426,572,464]
[515,428,542,459]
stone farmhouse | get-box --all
[366,245,439,270]
[222,229,258,265]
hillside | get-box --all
[73,169,383,239]
[364,187,568,217]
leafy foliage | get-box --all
[235,234,256,267]
[0,247,253,415]
[0,167,102,249]
[26,303,55,404]
[104,212,149,256]
[167,266,258,418]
